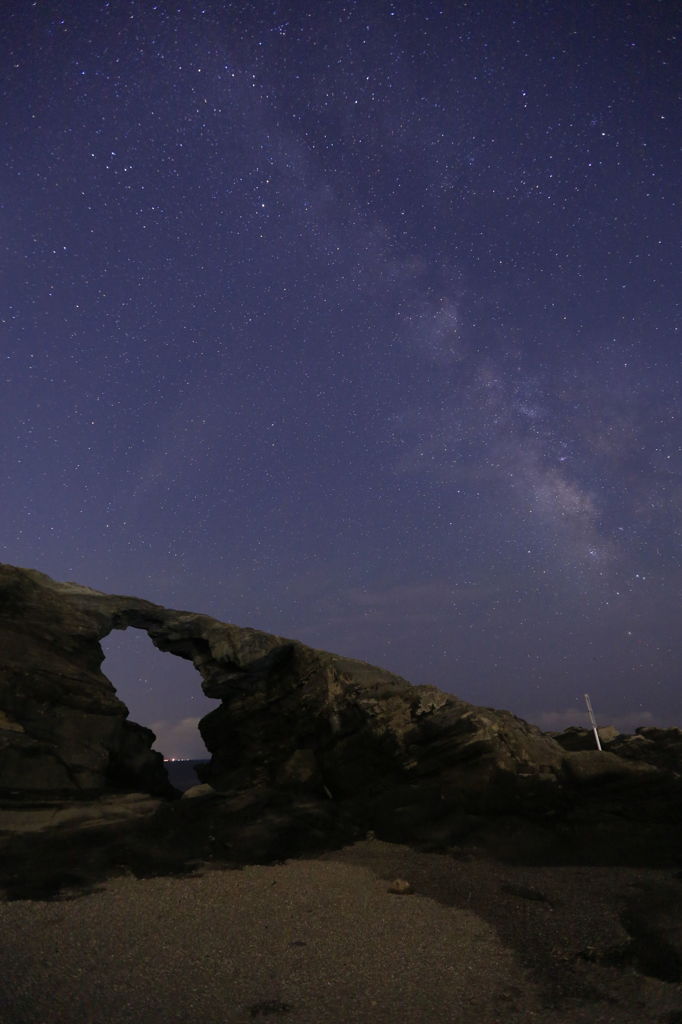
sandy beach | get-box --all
[1,839,680,1024]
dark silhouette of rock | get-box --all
[609,727,682,775]
[0,563,565,815]
[552,725,618,751]
[0,566,172,798]
[562,749,659,784]
[0,563,681,886]
[554,725,682,775]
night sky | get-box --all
[3,1,680,758]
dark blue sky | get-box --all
[3,1,680,756]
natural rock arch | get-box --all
[3,562,680,871]
[0,563,567,817]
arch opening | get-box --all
[100,626,217,790]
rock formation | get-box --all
[1,563,680,878]
[554,724,682,775]
[0,564,565,809]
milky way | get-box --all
[3,1,680,754]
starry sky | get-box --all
[3,1,681,757]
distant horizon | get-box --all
[163,756,210,763]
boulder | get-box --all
[554,725,682,777]
[561,749,659,784]
[609,728,682,775]
[181,784,217,800]
[552,725,619,751]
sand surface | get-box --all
[1,840,680,1024]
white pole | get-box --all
[584,693,602,751]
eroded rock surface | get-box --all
[0,566,171,798]
[0,564,564,814]
[1,563,680,877]
[553,725,682,776]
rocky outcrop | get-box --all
[552,726,619,751]
[0,564,565,816]
[1,563,681,877]
[553,726,682,776]
[610,728,682,775]
[195,642,569,834]
[0,567,172,798]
